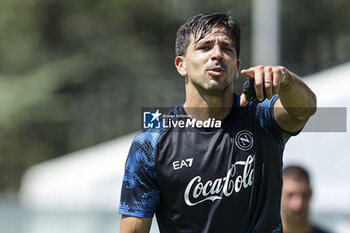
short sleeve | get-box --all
[255,95,300,150]
[119,131,162,218]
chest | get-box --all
[157,128,263,204]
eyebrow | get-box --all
[194,39,234,47]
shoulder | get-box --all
[129,129,167,163]
[133,129,164,148]
[130,107,180,158]
[235,94,296,149]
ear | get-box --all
[234,59,241,79]
[175,56,187,77]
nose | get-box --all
[210,44,224,60]
[290,195,304,212]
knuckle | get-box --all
[257,65,264,70]
[273,69,280,75]
[265,66,272,72]
[255,81,263,87]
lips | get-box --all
[207,66,226,77]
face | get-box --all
[175,27,240,95]
[281,177,312,225]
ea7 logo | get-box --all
[173,158,193,170]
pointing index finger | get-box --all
[241,69,255,80]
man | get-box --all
[282,166,332,233]
[119,12,316,233]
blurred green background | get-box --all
[0,0,349,192]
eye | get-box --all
[198,45,211,51]
[222,46,234,52]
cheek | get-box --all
[187,59,206,73]
[281,197,288,207]
[191,51,209,64]
[281,194,293,205]
[226,59,238,72]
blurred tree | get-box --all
[282,0,350,75]
[0,0,349,191]
[0,0,251,191]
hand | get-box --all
[240,65,287,106]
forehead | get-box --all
[191,27,233,44]
[283,177,309,192]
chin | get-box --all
[205,85,229,95]
[290,212,307,221]
[192,79,230,95]
[207,80,231,91]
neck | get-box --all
[283,219,313,233]
[184,84,233,121]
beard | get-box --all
[284,210,309,227]
[188,71,234,96]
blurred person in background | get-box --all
[119,12,316,233]
[282,165,332,233]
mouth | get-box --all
[207,66,226,77]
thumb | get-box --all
[240,93,249,107]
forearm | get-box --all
[274,69,316,131]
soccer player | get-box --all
[282,166,332,233]
[119,12,317,233]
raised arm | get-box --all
[240,65,316,132]
[120,216,152,233]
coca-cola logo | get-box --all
[184,155,254,206]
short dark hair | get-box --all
[175,12,241,58]
[283,165,311,186]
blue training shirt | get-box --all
[119,94,298,233]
